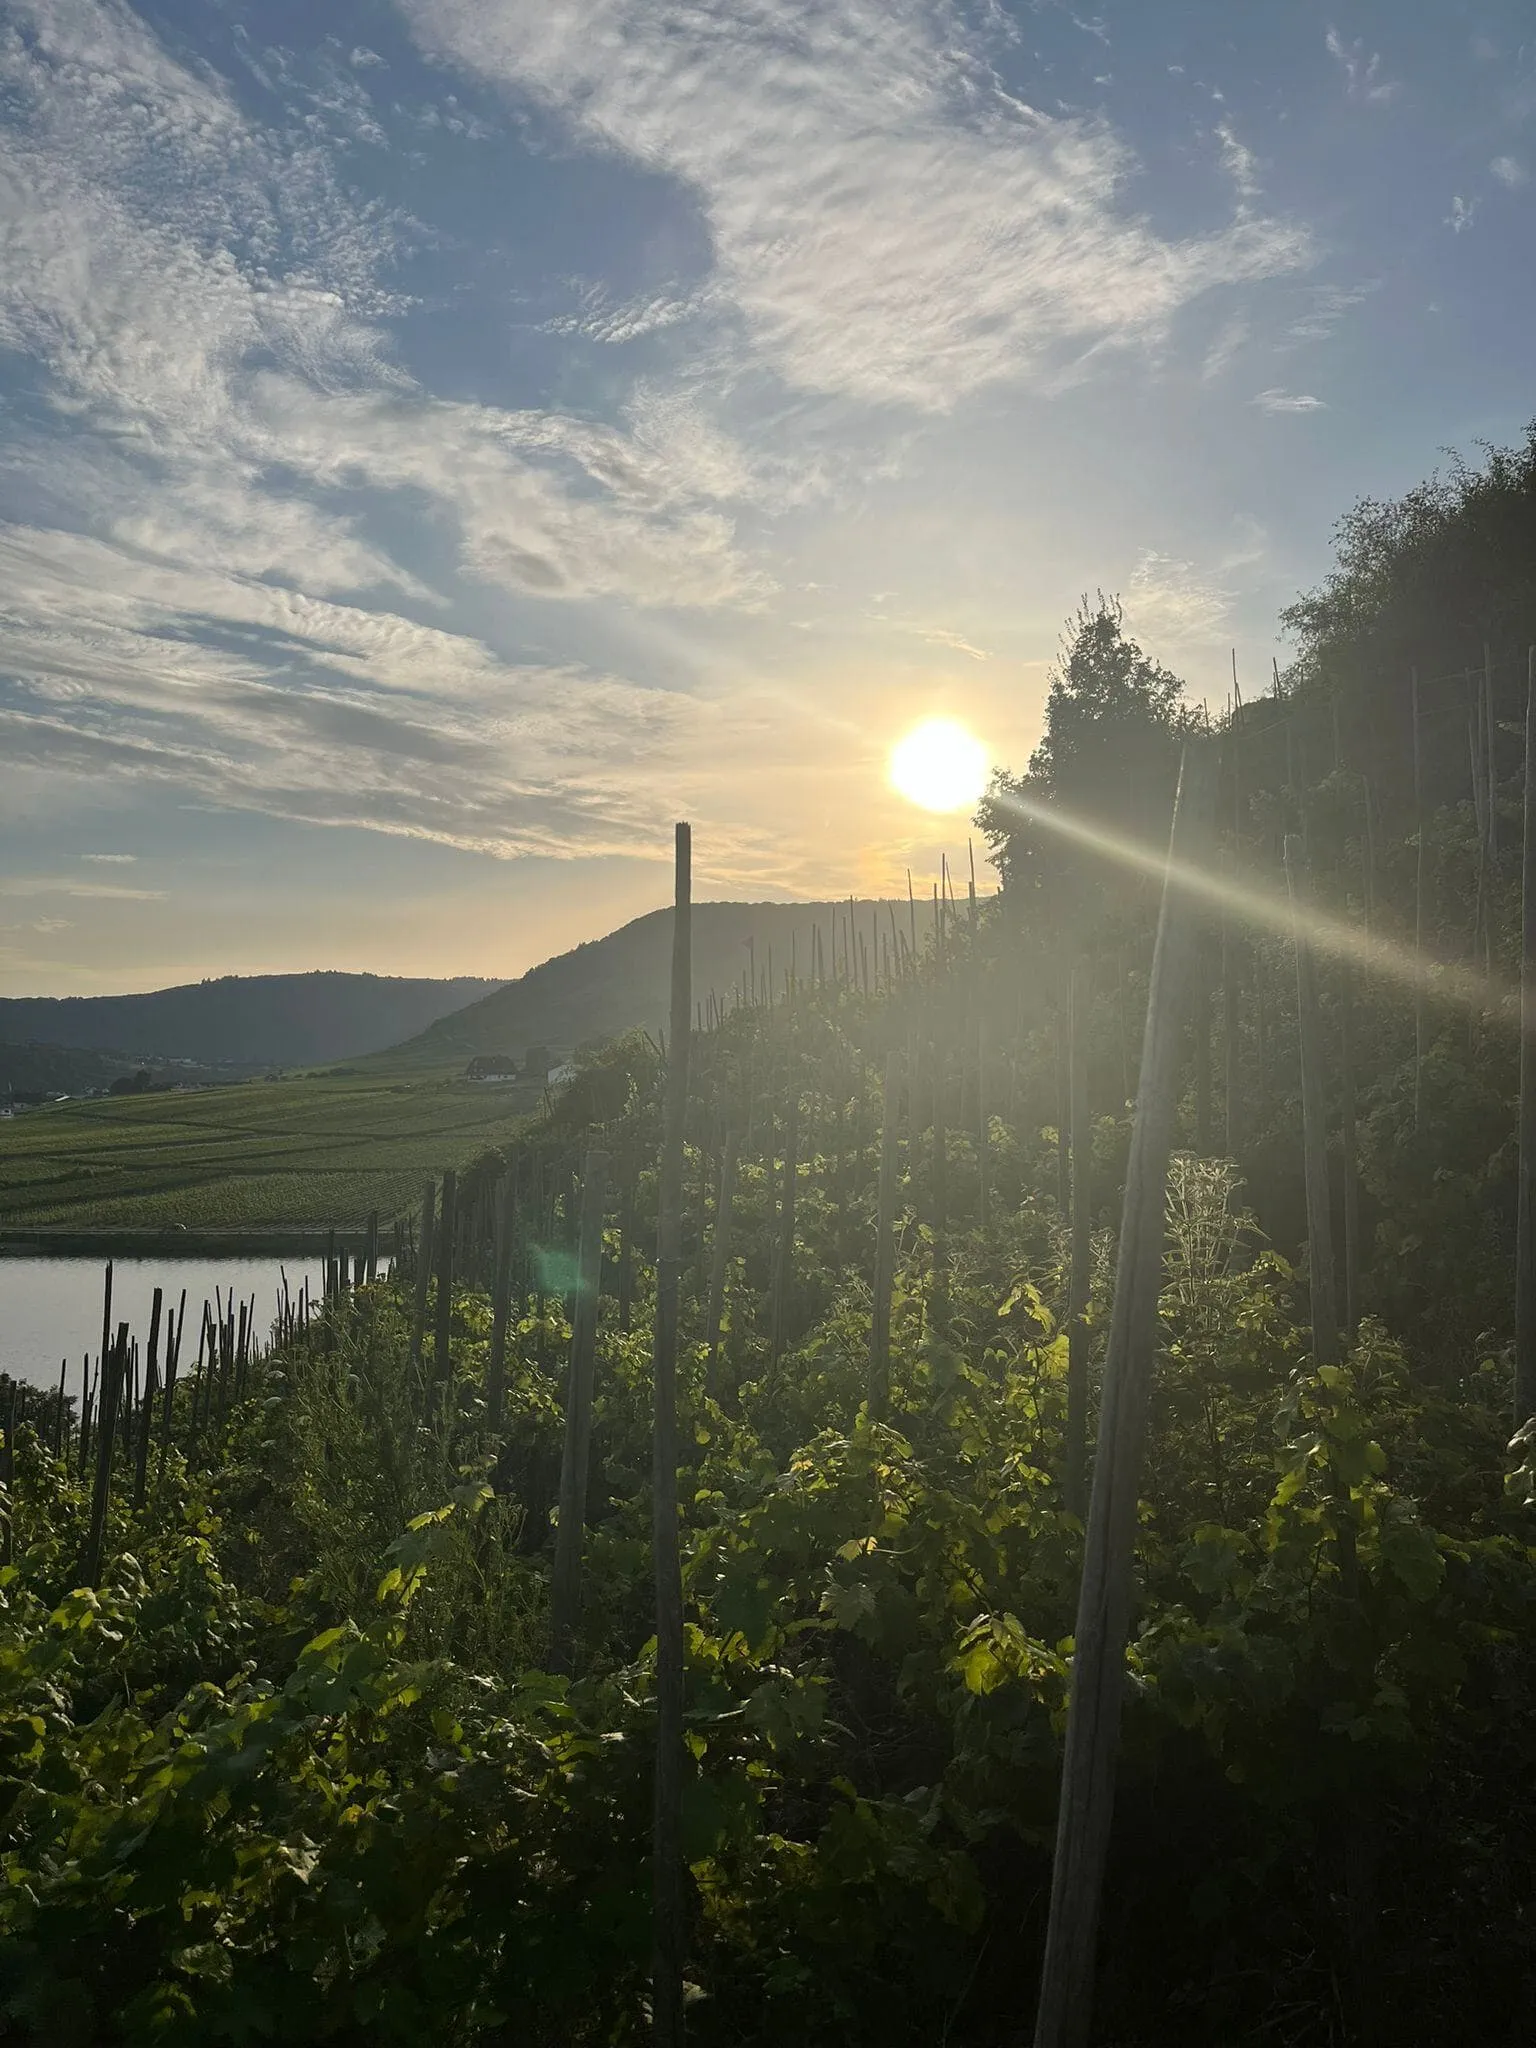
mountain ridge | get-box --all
[389,899,909,1067]
[0,971,502,1070]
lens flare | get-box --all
[889,718,988,813]
[985,773,1516,1020]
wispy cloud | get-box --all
[79,854,136,865]
[1286,280,1377,343]
[875,617,992,662]
[1124,551,1233,655]
[1491,156,1529,189]
[405,0,1311,412]
[0,0,767,613]
[1215,120,1261,210]
[1324,25,1401,105]
[1447,195,1478,234]
[1252,387,1327,414]
[1201,312,1248,382]
[0,876,167,903]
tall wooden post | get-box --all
[652,823,692,2048]
[868,1051,901,1421]
[1285,838,1340,1364]
[1032,743,1215,2048]
[1515,654,1536,1425]
[550,1149,610,1673]
[1066,961,1093,1520]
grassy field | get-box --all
[0,1062,539,1234]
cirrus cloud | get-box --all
[404,0,1312,413]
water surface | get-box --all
[0,1255,332,1392]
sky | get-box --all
[1,1,1533,994]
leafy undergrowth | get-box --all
[3,1188,1534,2048]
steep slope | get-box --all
[394,900,906,1065]
[0,972,501,1070]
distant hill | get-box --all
[0,972,502,1070]
[0,1041,155,1101]
[392,901,905,1065]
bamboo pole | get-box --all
[1285,837,1340,1364]
[651,822,692,2048]
[1066,960,1092,1520]
[1515,652,1536,1426]
[868,1051,901,1421]
[1032,742,1215,2048]
[549,1148,611,1674]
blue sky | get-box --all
[1,0,1532,993]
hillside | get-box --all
[0,1041,233,1102]
[0,972,501,1070]
[393,899,906,1065]
[0,1065,539,1235]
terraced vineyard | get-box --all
[0,1064,539,1233]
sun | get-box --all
[888,717,988,814]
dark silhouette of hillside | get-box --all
[0,972,501,1070]
[393,901,906,1064]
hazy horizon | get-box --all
[2,1,1532,994]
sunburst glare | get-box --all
[888,717,988,813]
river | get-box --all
[0,1254,348,1392]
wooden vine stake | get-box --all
[1285,837,1340,1364]
[549,1148,610,1673]
[431,1169,457,1420]
[651,822,692,2047]
[1515,652,1536,1427]
[704,1131,739,1400]
[486,1170,515,1436]
[1411,669,1426,1130]
[1032,742,1215,2048]
[868,1050,901,1421]
[1065,960,1092,1520]
[410,1180,435,1380]
[82,1324,129,1590]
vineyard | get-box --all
[5,439,1536,2045]
[0,1067,537,1234]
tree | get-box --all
[1281,425,1536,815]
[977,595,1192,941]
